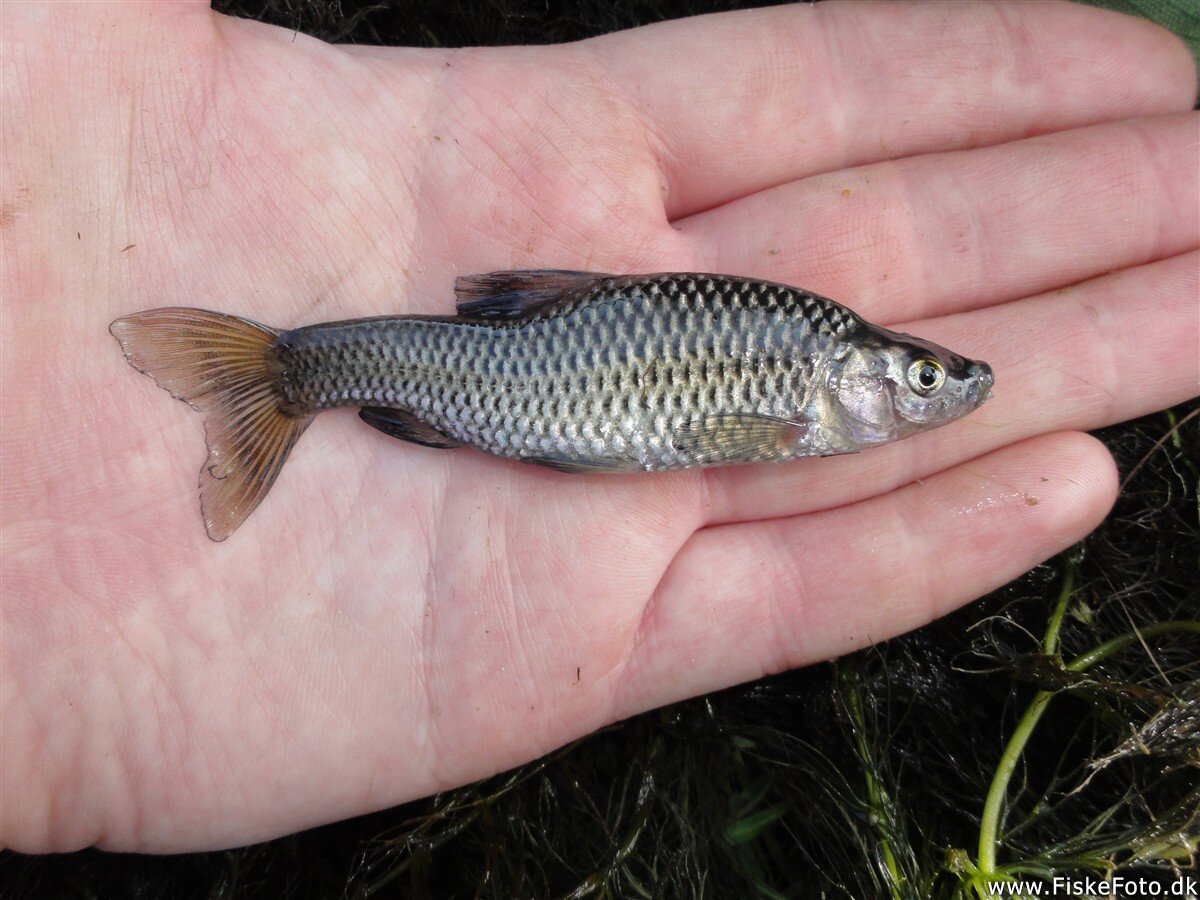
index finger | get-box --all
[588,0,1196,219]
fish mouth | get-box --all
[970,360,995,406]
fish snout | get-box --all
[965,360,995,405]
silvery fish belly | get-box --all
[110,270,994,540]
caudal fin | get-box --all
[109,308,311,541]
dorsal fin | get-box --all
[454,269,610,319]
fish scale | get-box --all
[275,274,850,469]
[110,268,992,540]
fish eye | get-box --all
[907,358,945,395]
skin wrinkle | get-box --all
[503,503,564,682]
[810,1,855,180]
[579,35,685,205]
[442,57,549,168]
[326,445,384,569]
[928,162,994,303]
[870,159,935,324]
[576,44,676,222]
[421,478,525,787]
[589,500,653,659]
[1015,291,1116,424]
[880,472,952,632]
[232,638,302,819]
[424,74,537,266]
[1070,296,1123,427]
[345,55,448,267]
[144,61,196,245]
[837,6,961,157]
[541,54,661,218]
[247,676,296,818]
[757,518,826,675]
[524,557,582,690]
[323,195,397,299]
[987,0,1043,116]
[120,627,187,830]
[603,4,838,218]
[287,630,364,809]
[402,50,496,290]
[386,625,438,795]
[685,205,730,280]
[504,545,562,749]
[416,510,448,787]
[1041,130,1156,263]
[692,455,724,524]
[978,130,1130,273]
[986,267,1165,427]
[121,67,141,233]
[168,86,220,225]
[143,657,202,843]
[289,628,348,772]
[315,75,431,303]
[448,72,651,262]
[303,421,382,552]
[621,483,841,718]
[227,29,419,317]
[602,484,705,723]
[1121,118,1192,263]
[8,673,57,846]
[6,689,50,846]
[613,561,689,718]
[89,659,145,848]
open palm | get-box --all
[3,1,1197,853]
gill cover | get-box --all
[827,325,994,448]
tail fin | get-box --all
[109,308,312,542]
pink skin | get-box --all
[2,0,1197,853]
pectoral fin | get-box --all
[672,414,807,465]
[359,407,463,449]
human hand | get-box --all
[3,0,1196,853]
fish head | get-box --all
[825,325,993,448]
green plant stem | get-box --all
[976,560,1077,876]
[1041,557,1076,656]
[1065,620,1200,671]
[976,689,1054,879]
[974,607,1200,883]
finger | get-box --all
[617,431,1118,716]
[588,1,1196,219]
[680,113,1199,322]
[696,250,1199,526]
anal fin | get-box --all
[521,454,643,474]
[359,407,463,449]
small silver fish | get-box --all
[110,270,994,540]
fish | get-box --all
[110,270,994,541]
